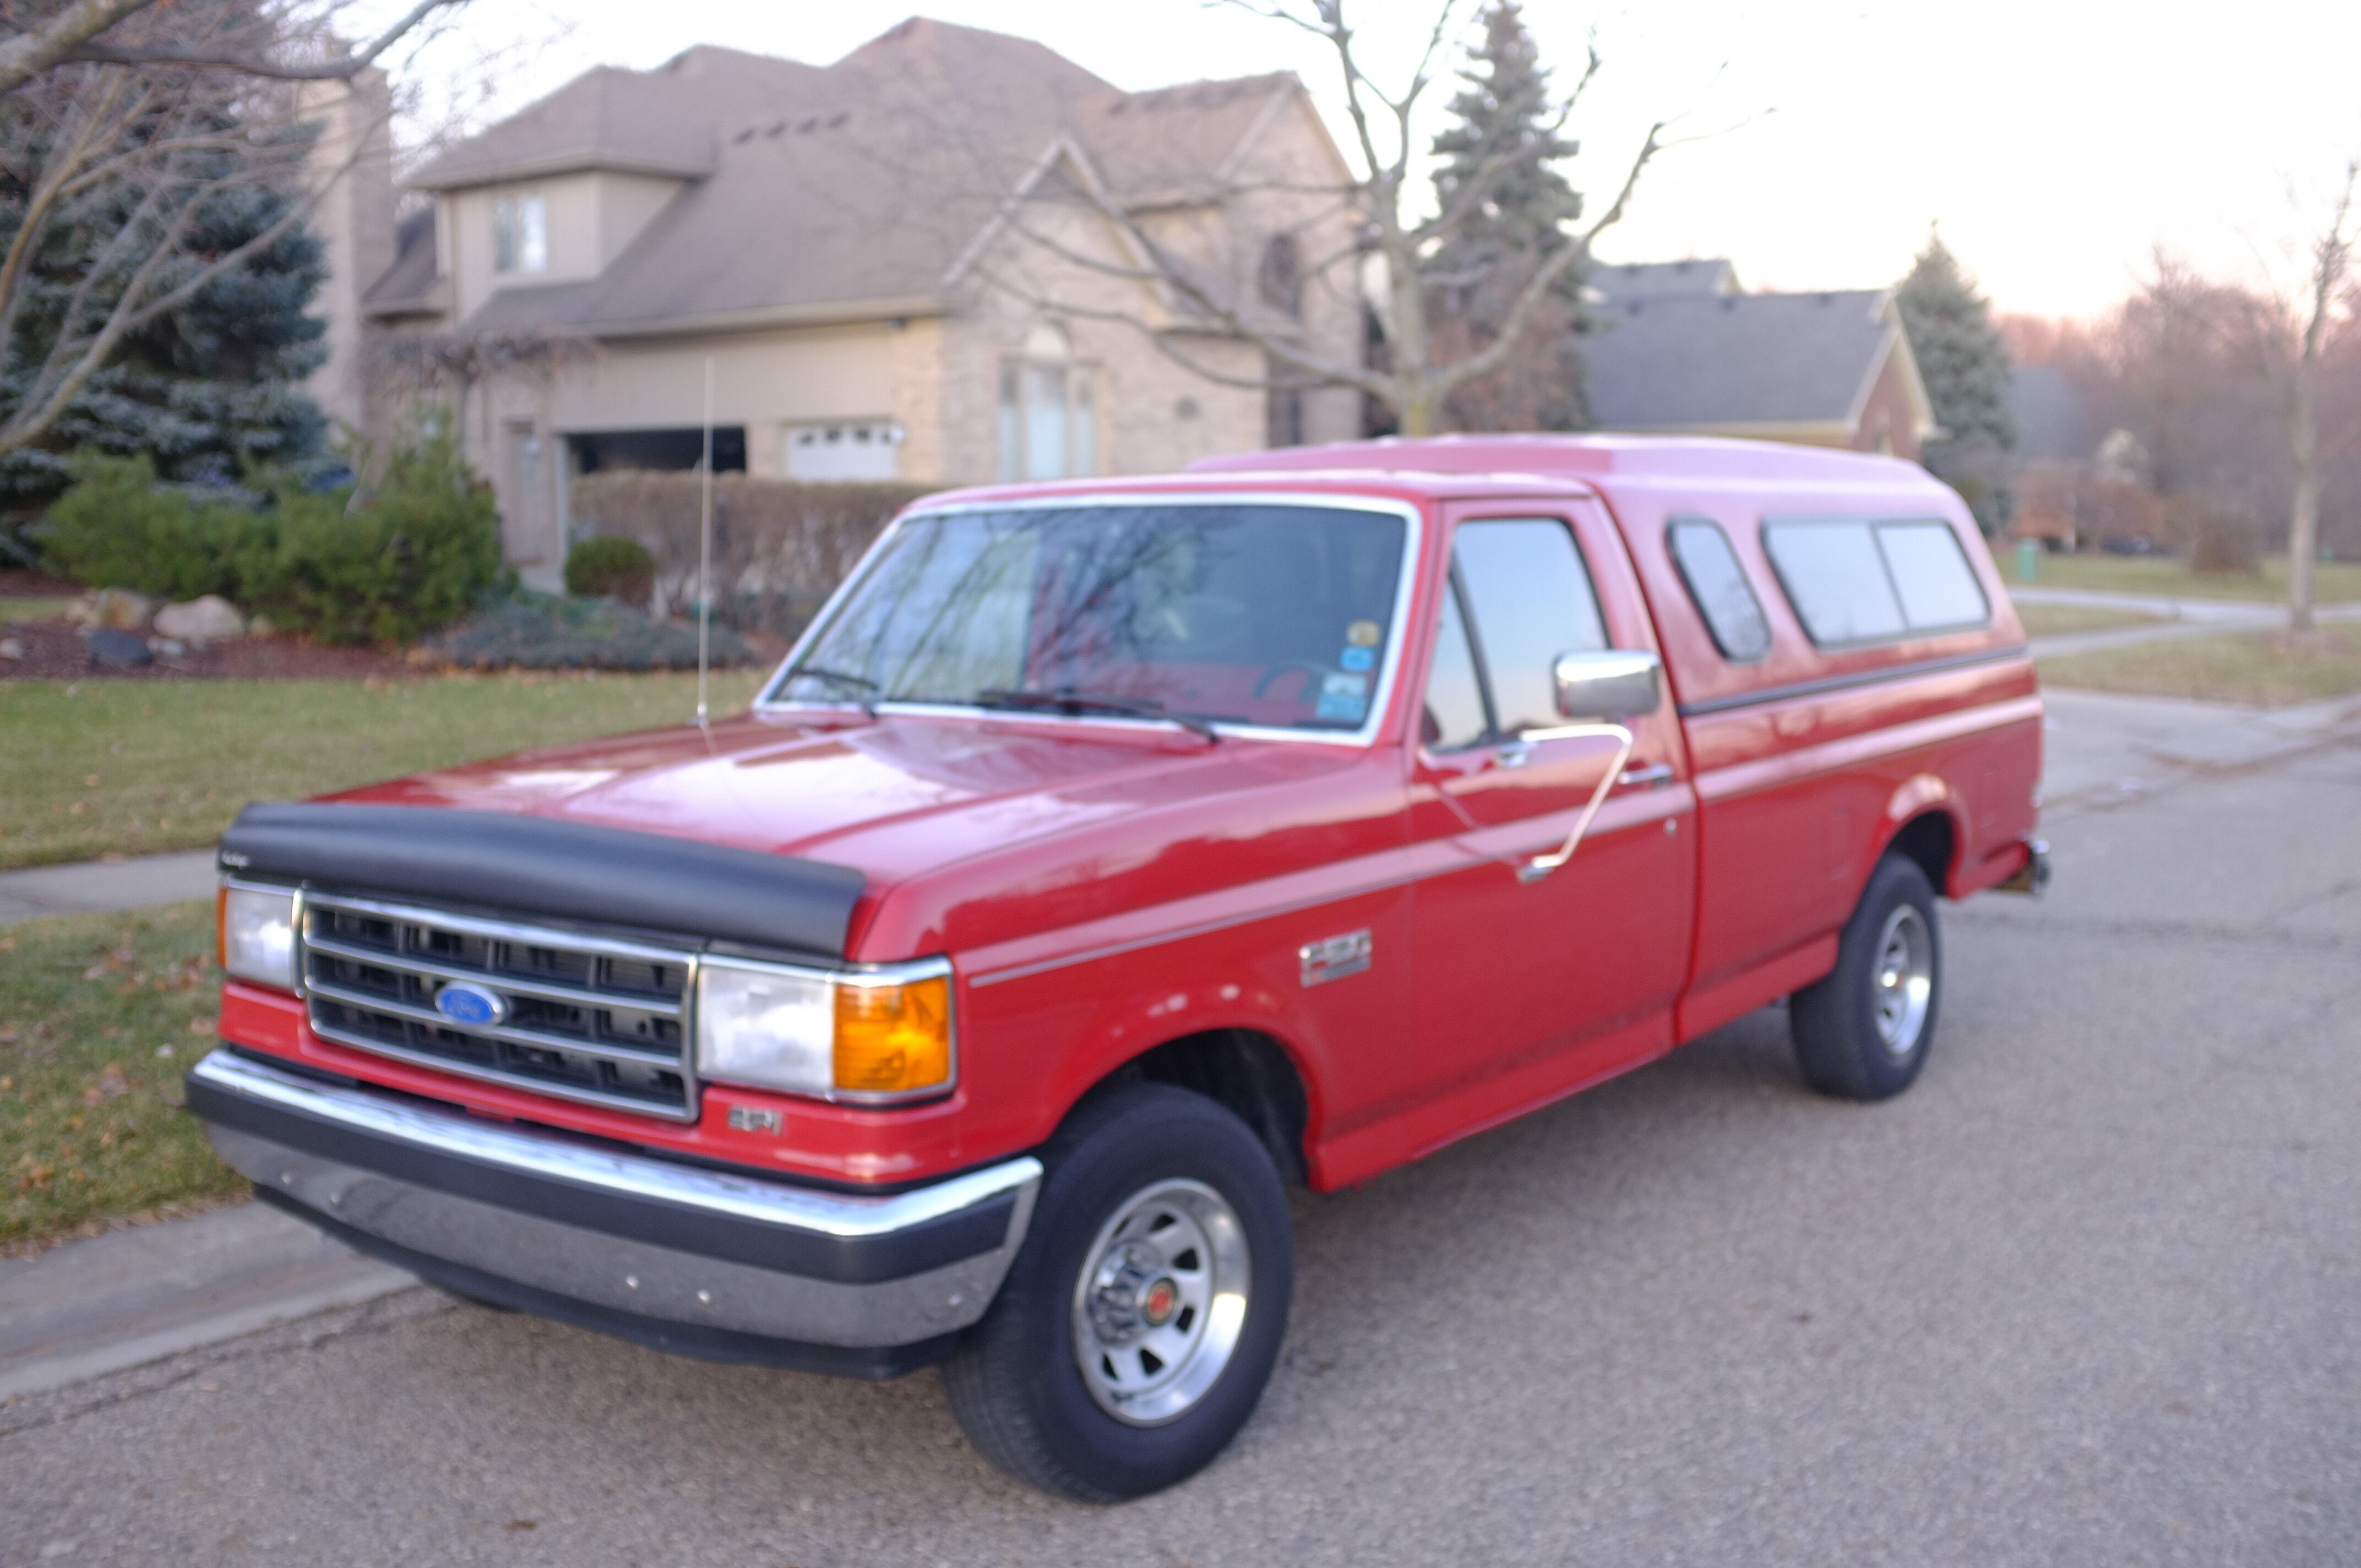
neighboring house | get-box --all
[2003,365,2162,551]
[1580,259,1937,460]
[327,19,1361,586]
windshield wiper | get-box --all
[976,687,1220,743]
[786,665,878,716]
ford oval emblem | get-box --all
[434,981,509,1028]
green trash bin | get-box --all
[2016,540,2039,582]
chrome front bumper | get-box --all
[186,1051,1040,1375]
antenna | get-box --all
[695,355,714,728]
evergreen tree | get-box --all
[1428,1,1586,432]
[1896,233,2016,532]
[0,115,330,514]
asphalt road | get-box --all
[5,696,2358,1566]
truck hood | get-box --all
[329,711,1405,959]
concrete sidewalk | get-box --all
[0,848,216,925]
[2017,585,2361,658]
[0,1202,414,1403]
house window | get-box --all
[997,323,1096,481]
[1259,234,1303,317]
[493,192,546,275]
[786,421,903,481]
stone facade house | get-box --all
[1581,259,1937,460]
[318,20,1362,587]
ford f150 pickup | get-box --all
[189,434,2046,1499]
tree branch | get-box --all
[0,0,154,94]
[63,0,465,82]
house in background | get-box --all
[1580,259,1937,461]
[319,19,1361,587]
[2003,365,2162,552]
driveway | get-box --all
[3,691,2357,1566]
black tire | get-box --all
[942,1082,1294,1501]
[1790,854,1943,1101]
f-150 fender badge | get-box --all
[1299,929,1373,987]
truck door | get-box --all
[1406,503,1697,1121]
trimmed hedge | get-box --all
[564,535,656,603]
[35,428,503,645]
[569,473,940,637]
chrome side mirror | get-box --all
[1552,649,1662,721]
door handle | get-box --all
[1492,743,1533,770]
[1617,762,1675,790]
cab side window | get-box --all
[1419,518,1609,748]
[1667,518,1771,661]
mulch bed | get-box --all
[0,568,80,597]
[0,616,416,682]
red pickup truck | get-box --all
[191,435,2044,1500]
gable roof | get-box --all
[1582,288,1930,439]
[409,47,823,189]
[1587,258,1738,302]
[399,18,1323,337]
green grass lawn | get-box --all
[2003,552,2361,603]
[1,901,241,1248]
[2038,624,2361,707]
[2011,602,2167,638]
[1,596,74,624]
[1,669,766,870]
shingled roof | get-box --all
[394,18,1308,337]
[1582,288,1924,437]
[1587,258,1738,302]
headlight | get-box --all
[697,957,954,1103]
[217,883,298,989]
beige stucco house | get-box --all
[325,19,1362,587]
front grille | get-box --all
[299,891,698,1121]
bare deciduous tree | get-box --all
[2281,159,2357,633]
[977,0,1671,436]
[0,0,463,461]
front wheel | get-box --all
[1790,854,1943,1101]
[942,1083,1294,1501]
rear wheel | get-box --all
[1791,854,1943,1101]
[943,1082,1293,1501]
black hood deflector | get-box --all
[219,803,865,959]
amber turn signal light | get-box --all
[833,975,953,1096]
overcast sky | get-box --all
[383,0,2361,322]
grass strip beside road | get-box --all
[2038,623,2361,707]
[2011,602,2167,638]
[2003,552,2361,604]
[1,901,241,1249]
[1,669,766,870]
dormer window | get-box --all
[493,192,547,274]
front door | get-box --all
[1405,507,1696,1137]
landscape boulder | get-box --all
[84,627,153,666]
[154,595,246,646]
[77,587,157,631]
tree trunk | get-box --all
[1397,391,1439,436]
[2288,358,2318,634]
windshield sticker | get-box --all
[1346,619,1382,646]
[1339,645,1375,672]
[1316,669,1370,722]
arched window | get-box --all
[1258,234,1302,317]
[998,321,1098,480]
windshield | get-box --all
[772,503,1410,734]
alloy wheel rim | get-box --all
[1870,903,1934,1059]
[1070,1177,1250,1427]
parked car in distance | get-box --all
[192,435,2046,1500]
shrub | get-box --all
[569,473,940,636]
[38,454,274,600]
[257,427,503,644]
[564,535,656,604]
[424,595,753,671]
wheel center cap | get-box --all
[1141,1277,1179,1327]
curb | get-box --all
[0,1199,416,1403]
